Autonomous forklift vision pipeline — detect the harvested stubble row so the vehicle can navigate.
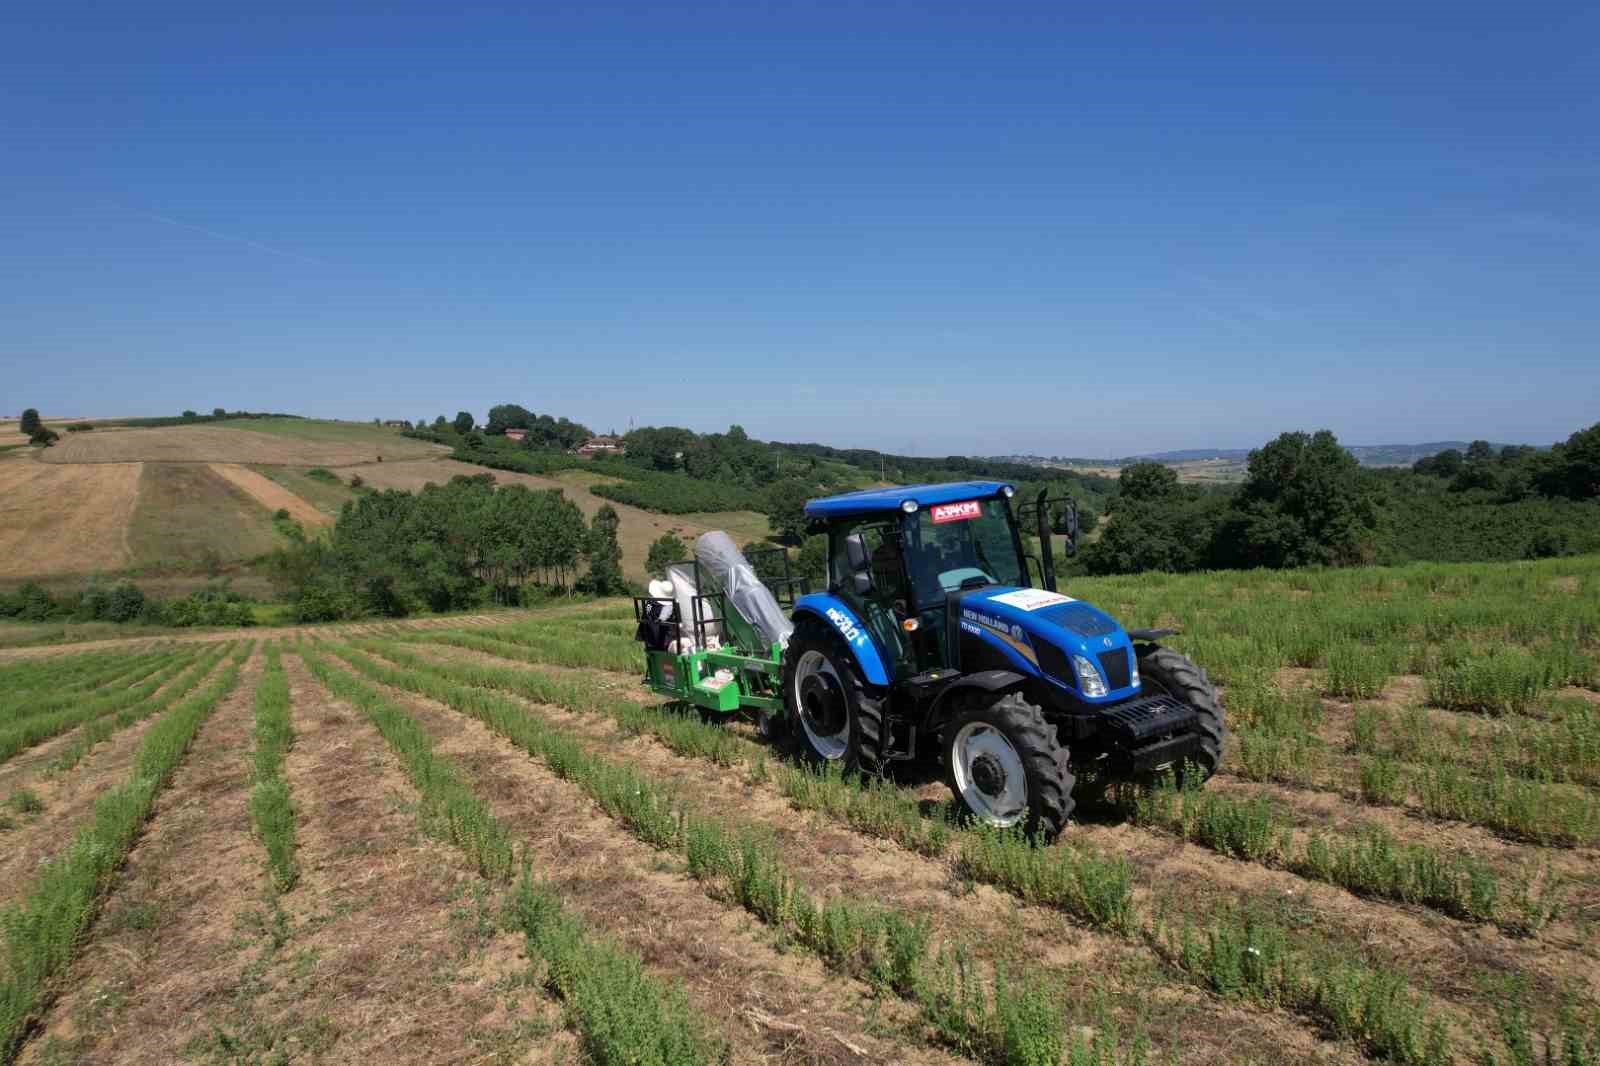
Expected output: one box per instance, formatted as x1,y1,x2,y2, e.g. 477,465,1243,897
294,647,722,1066
0,642,251,1064
339,638,1461,1066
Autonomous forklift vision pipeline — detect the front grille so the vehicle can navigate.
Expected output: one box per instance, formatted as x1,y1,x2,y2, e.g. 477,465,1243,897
1097,648,1132,690
1101,695,1198,743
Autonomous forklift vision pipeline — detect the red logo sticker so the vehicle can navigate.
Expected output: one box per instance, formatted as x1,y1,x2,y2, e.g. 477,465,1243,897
931,500,982,524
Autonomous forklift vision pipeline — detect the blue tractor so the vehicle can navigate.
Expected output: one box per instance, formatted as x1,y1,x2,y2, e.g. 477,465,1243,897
633,480,1224,839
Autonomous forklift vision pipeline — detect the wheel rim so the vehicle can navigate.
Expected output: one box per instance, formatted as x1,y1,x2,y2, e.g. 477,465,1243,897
794,650,849,760
950,722,1027,826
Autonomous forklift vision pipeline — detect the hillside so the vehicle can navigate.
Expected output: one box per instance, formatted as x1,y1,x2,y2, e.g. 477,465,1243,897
0,418,764,588
995,439,1537,482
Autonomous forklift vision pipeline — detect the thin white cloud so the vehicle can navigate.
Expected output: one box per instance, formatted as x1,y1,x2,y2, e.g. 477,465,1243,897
111,203,328,266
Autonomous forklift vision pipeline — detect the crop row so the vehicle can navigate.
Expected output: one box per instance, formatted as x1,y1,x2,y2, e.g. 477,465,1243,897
0,648,204,766
335,638,1458,1065
390,631,1561,930
1351,699,1600,787
313,640,1156,1065
1225,674,1600,846
249,644,298,893
0,642,250,1063
297,647,725,1065
0,648,175,724
47,642,236,773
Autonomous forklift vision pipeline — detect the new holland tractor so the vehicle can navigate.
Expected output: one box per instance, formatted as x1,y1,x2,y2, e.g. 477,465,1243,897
632,480,1224,838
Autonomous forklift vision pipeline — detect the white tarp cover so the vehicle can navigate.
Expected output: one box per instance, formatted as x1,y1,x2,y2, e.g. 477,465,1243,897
693,531,794,649
663,563,701,636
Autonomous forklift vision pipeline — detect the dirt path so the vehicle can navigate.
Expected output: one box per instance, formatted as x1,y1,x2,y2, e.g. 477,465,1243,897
15,648,266,1064
0,650,226,912
339,646,1362,1066
242,652,573,1065
208,462,331,528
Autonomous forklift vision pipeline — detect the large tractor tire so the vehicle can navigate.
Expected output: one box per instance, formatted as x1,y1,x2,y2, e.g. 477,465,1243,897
943,692,1074,840
1135,645,1226,780
780,618,886,772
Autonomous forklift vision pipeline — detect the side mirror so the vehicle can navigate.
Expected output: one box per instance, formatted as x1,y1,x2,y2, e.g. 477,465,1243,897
1052,500,1079,557
844,532,870,572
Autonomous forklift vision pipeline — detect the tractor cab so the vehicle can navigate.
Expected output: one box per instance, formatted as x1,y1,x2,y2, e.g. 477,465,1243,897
805,481,1078,678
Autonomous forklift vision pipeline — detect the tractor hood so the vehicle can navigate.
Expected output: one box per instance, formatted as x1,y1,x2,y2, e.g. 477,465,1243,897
954,587,1140,702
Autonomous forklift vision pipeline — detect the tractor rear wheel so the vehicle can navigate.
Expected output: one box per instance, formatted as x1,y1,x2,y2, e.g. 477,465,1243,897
1135,645,1225,780
780,619,885,772
943,692,1074,839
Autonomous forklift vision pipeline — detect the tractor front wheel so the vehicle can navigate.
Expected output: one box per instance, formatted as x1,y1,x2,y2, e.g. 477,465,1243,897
1135,645,1225,781
780,620,885,772
943,693,1074,840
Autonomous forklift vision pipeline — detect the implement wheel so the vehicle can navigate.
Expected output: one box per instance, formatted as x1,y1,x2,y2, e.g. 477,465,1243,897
780,618,885,772
943,692,1074,840
1135,645,1226,781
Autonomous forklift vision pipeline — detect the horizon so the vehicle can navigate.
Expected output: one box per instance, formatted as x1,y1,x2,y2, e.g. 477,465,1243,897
5,2,1597,455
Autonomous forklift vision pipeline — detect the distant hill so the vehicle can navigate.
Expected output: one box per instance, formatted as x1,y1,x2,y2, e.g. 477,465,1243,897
993,441,1537,472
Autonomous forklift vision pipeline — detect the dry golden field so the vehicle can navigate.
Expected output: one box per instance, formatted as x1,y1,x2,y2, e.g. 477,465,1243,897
0,459,142,577
37,423,444,467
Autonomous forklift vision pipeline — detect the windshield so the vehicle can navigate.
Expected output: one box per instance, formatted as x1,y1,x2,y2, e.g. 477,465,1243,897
903,496,1024,606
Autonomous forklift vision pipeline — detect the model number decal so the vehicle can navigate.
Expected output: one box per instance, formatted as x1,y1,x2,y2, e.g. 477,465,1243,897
825,607,871,649
931,500,982,524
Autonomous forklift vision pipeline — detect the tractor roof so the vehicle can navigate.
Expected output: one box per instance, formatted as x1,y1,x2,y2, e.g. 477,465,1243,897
803,480,1013,519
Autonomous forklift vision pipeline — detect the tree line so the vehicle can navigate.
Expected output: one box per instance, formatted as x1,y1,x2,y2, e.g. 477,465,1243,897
1080,422,1600,576
267,474,626,621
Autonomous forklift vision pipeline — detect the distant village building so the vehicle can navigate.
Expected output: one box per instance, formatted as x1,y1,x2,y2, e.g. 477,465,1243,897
503,428,529,441
382,419,409,428
574,435,625,456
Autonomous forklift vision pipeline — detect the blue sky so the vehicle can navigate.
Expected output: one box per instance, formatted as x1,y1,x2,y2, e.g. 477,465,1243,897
3,2,1596,457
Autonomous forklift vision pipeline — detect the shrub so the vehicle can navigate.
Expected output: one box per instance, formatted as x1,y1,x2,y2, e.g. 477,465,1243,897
305,467,338,483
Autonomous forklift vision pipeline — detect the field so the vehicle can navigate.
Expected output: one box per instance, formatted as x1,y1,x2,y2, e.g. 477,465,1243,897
124,463,290,570
0,460,142,578
36,420,445,466
1,556,1597,1065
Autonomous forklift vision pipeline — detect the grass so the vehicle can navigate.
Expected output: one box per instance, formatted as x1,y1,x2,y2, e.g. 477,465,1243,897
0,643,249,1063
126,463,286,569
247,465,355,516
214,417,442,460
248,644,298,892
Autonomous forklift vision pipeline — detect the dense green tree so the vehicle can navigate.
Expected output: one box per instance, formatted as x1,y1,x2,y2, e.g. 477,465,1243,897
1118,462,1179,502
645,532,687,576
765,478,813,544
433,415,448,429
1413,448,1463,478
1227,430,1378,568
486,403,533,435
213,407,227,418
19,408,41,435
584,504,625,595
796,534,829,589
453,411,475,435
182,410,198,419
29,428,59,447
1538,422,1600,500
1083,492,1230,575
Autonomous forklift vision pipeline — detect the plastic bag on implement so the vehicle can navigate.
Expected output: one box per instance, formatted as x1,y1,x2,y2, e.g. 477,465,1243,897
692,531,794,650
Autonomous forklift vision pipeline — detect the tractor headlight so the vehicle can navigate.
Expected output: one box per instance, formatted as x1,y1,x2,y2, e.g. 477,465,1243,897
1072,655,1108,698
1001,485,1015,498
901,499,918,513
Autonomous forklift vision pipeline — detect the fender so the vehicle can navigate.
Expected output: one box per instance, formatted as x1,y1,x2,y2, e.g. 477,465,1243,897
792,593,892,686
927,669,1028,728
